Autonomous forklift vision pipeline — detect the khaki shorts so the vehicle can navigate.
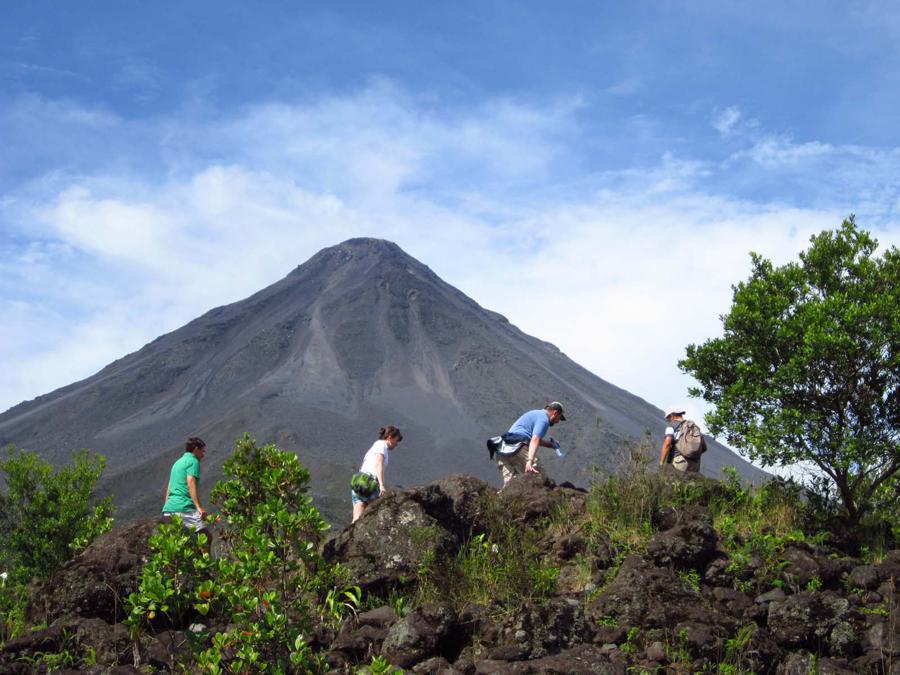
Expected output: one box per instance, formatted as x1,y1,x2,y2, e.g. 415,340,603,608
496,451,541,486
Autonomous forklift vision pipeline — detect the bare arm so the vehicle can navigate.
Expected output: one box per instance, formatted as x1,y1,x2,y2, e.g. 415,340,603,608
659,437,673,465
525,435,541,473
186,475,206,518
373,453,386,493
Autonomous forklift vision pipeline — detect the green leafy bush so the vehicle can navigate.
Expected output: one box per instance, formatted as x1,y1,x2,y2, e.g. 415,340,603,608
0,446,114,585
0,445,113,644
128,435,334,673
126,516,213,633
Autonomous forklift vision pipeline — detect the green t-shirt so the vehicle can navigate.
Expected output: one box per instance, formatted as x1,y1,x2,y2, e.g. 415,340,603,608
162,452,201,513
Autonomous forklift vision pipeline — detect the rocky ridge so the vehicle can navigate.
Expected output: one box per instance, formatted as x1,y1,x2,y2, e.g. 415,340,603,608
2,470,898,673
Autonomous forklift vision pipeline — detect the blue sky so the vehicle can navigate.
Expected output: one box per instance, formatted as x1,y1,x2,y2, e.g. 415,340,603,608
2,2,899,466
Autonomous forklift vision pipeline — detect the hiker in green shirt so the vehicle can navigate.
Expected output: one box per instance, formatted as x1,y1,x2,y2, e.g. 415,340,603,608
162,437,209,537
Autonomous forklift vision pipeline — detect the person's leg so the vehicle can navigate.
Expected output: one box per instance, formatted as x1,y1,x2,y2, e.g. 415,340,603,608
497,456,516,486
497,451,529,486
352,501,366,522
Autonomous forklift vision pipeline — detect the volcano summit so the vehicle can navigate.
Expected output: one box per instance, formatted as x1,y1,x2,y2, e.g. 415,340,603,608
0,238,765,523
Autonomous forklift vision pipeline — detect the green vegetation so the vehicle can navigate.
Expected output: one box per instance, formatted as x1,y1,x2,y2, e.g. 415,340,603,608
412,501,560,612
0,445,113,643
681,218,900,527
128,434,334,673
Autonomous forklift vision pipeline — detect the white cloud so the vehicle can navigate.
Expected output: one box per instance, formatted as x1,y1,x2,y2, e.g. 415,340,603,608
1,85,898,437
738,135,834,167
603,77,641,96
712,105,742,136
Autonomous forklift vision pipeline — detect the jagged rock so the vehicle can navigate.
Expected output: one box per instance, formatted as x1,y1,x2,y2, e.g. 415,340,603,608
703,554,735,587
592,625,627,646
777,650,856,674
496,473,587,525
756,588,787,604
645,640,666,662
144,629,190,670
322,492,458,594
828,620,859,657
29,517,161,625
863,596,900,662
551,531,588,562
712,587,753,618
814,553,856,590
482,598,593,661
381,603,461,668
587,555,736,660
780,543,820,591
407,474,496,541
0,617,131,668
327,606,399,666
767,591,850,649
412,656,462,674
651,504,711,532
731,625,783,674
473,643,621,674
589,555,732,627
646,515,718,571
358,605,399,628
848,564,880,590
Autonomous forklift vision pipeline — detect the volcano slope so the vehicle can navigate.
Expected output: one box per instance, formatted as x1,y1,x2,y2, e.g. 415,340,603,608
0,238,766,523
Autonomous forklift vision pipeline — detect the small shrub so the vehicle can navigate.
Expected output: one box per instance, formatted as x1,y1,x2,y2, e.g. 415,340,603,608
128,435,334,673
717,622,758,674
0,446,114,585
678,569,701,592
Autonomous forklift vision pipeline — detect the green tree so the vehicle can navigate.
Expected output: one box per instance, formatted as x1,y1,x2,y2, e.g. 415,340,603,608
681,218,899,525
0,446,114,584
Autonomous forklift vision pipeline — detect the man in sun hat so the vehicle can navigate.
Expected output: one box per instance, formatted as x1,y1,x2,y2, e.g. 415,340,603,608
659,407,701,473
495,401,567,486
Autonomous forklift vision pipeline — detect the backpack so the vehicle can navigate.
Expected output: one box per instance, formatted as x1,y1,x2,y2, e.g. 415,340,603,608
350,471,379,498
675,420,707,460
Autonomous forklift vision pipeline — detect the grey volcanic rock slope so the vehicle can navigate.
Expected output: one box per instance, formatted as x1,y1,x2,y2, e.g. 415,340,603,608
0,238,766,523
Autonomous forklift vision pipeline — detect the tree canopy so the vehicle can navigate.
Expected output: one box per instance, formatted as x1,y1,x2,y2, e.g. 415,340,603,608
681,218,899,524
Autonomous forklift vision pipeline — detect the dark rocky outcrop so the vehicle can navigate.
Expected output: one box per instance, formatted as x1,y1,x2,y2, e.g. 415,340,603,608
646,506,718,571
381,604,462,668
3,475,898,673
30,517,161,626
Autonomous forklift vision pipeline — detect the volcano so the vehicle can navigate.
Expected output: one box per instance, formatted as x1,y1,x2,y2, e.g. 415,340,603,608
0,238,766,523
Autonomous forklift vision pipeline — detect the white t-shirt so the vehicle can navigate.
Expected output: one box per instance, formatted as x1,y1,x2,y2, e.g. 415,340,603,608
359,439,390,477
665,420,685,440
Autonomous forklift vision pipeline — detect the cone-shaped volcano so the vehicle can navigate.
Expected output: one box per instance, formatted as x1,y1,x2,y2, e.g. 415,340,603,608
0,238,766,523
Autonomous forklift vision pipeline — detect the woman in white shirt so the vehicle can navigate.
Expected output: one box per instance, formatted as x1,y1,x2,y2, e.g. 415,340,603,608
351,426,403,522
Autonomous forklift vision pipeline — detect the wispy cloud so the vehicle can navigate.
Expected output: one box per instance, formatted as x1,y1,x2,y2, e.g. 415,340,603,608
712,106,742,136
1,84,898,430
736,135,834,167
603,77,641,96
